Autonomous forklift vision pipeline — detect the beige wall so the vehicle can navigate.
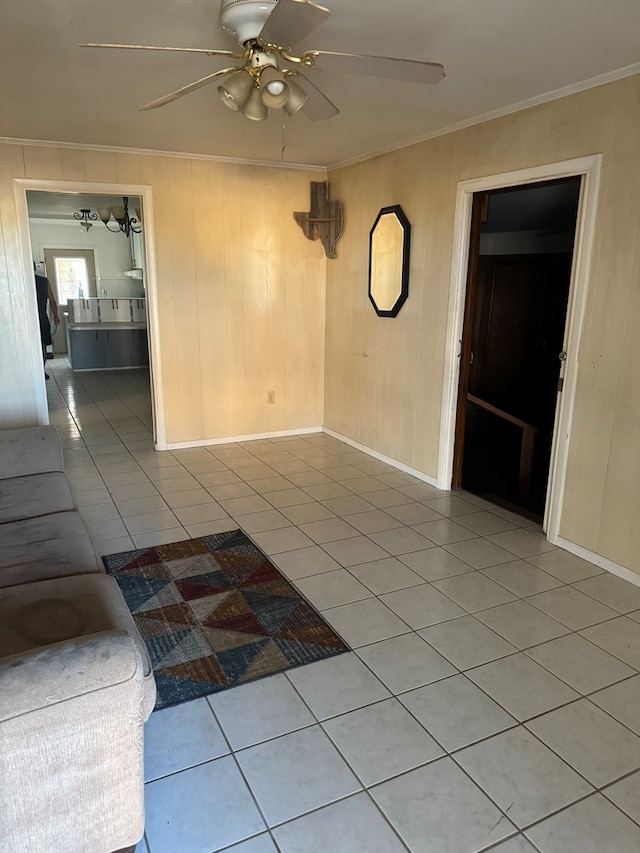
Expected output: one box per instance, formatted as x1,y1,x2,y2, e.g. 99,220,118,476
326,75,640,573
0,145,326,441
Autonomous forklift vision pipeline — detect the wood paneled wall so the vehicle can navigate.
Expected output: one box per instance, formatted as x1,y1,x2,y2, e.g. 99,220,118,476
326,75,640,573
0,146,326,441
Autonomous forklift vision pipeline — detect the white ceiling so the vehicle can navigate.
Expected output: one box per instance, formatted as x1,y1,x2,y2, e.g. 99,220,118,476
2,0,639,168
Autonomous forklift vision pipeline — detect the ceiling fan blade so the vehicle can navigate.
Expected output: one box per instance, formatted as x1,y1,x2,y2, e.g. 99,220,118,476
294,72,339,121
303,51,445,84
80,43,239,58
139,67,239,111
259,0,329,50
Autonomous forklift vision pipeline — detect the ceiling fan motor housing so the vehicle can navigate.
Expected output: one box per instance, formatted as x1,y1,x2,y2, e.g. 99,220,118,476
220,0,278,44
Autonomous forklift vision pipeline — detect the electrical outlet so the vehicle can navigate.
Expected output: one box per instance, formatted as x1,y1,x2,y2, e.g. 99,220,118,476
267,391,275,404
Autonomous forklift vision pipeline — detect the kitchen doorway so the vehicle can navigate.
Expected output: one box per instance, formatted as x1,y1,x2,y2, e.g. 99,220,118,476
451,178,582,520
16,179,166,448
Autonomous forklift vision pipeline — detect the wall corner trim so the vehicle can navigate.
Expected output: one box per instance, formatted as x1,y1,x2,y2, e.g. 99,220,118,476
322,427,439,488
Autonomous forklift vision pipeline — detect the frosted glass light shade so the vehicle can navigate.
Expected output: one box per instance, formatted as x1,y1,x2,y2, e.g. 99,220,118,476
98,207,113,224
218,70,255,112
283,78,309,116
260,67,288,108
241,86,268,121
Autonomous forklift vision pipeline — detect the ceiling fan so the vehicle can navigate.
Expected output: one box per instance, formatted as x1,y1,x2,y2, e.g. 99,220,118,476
81,0,445,122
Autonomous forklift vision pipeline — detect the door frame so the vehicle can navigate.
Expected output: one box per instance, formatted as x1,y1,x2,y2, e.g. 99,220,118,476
437,155,601,541
13,177,167,449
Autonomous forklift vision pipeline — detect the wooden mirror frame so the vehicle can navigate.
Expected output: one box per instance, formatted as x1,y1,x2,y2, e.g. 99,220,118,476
368,204,411,318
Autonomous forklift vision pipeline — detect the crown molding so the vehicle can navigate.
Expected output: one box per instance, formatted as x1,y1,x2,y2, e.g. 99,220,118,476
0,136,327,173
328,63,640,171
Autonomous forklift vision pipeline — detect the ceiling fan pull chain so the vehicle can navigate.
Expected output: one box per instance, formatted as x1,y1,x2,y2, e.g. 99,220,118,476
281,113,288,160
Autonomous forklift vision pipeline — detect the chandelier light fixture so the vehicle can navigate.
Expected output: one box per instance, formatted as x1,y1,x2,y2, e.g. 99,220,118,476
97,197,142,237
74,208,98,232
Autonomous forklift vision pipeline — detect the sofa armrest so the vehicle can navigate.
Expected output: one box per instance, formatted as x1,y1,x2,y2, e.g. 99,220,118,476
0,425,64,479
0,631,141,722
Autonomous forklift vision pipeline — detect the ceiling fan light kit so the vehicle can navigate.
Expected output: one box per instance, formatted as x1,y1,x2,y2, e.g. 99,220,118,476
81,0,445,124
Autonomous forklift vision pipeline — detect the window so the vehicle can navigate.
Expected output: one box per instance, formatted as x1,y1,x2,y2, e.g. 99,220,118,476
54,257,90,302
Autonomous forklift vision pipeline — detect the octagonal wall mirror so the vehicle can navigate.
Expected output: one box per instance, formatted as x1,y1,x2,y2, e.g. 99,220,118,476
368,205,411,317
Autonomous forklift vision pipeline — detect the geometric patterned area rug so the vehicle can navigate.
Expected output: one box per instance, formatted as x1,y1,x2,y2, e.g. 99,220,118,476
102,529,349,711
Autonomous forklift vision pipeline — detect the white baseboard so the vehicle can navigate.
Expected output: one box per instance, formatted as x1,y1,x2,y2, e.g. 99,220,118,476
322,427,440,488
552,535,640,589
164,426,323,451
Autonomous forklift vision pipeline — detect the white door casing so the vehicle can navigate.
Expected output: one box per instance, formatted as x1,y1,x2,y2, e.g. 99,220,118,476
437,155,602,542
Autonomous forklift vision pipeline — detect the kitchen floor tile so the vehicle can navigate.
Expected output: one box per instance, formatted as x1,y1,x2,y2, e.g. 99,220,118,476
482,560,563,597
476,599,569,648
444,538,517,569
222,834,278,853
348,556,424,594
321,536,390,567
173,501,229,526
456,727,593,828
270,545,342,580
466,653,579,721
144,756,265,853
208,673,315,750
236,726,361,826
123,509,181,535
368,527,435,555
286,653,390,720
526,699,640,786
263,488,315,508
236,509,292,533
384,502,444,525
372,757,515,852
401,673,516,751
525,633,634,694
144,698,229,782
432,572,516,612
272,793,406,853
526,793,640,853
573,572,640,613
323,698,443,785
527,585,619,629
422,496,478,516
297,517,359,544
410,518,478,546
590,674,640,734
322,597,409,647
356,632,456,693
382,584,466,629
294,569,372,610
581,616,640,668
278,502,335,525
343,509,404,534
419,614,516,670
362,488,412,508
487,529,557,558
399,547,474,580
603,770,640,824
249,527,314,554
525,549,604,583
455,511,519,536
321,495,376,516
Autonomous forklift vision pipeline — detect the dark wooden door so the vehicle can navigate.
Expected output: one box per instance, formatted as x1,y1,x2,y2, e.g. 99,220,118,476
452,225,573,516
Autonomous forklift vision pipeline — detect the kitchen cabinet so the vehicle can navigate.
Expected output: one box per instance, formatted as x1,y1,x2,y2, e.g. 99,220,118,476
67,327,149,370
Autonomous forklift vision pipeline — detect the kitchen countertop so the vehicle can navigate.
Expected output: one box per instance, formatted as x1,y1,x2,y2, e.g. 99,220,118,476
67,322,147,331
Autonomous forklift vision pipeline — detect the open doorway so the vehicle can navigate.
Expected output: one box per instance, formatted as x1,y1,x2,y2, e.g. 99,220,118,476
26,189,153,431
451,178,582,520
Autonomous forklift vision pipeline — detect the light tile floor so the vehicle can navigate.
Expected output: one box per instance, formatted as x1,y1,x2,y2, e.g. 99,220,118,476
46,359,640,853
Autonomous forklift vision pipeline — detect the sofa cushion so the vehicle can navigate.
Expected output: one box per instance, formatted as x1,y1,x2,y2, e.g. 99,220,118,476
0,572,156,720
0,511,101,588
0,472,76,524
0,425,64,479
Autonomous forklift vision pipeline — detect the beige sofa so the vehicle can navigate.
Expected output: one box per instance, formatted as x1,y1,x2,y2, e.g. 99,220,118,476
0,426,156,853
